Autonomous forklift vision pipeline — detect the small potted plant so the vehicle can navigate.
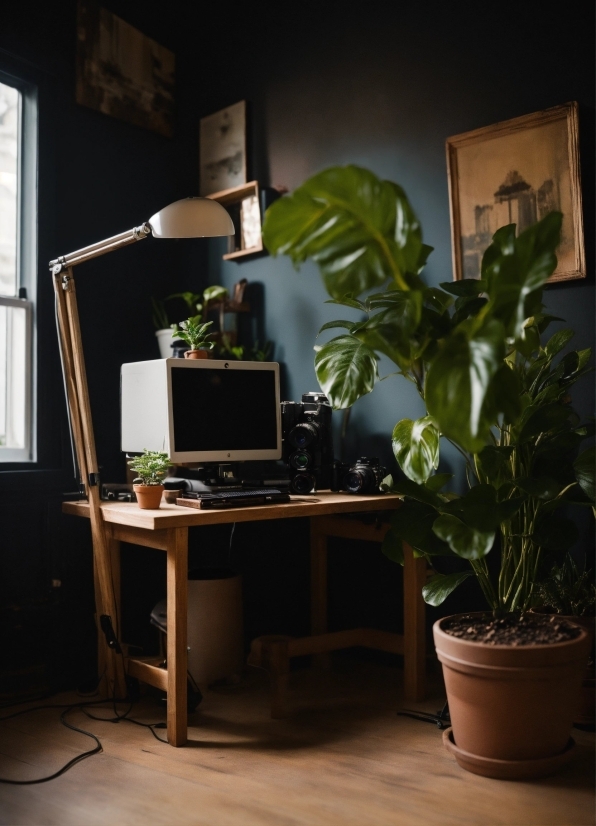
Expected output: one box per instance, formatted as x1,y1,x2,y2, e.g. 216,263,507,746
173,318,216,359
128,449,172,509
263,165,594,778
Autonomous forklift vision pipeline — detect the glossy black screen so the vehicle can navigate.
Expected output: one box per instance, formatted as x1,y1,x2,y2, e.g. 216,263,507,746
171,366,278,453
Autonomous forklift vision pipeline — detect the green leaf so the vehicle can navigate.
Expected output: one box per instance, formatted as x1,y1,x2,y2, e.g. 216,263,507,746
202,285,228,303
432,514,495,560
422,571,474,606
439,279,487,297
544,328,574,359
425,473,453,492
392,416,439,484
317,320,359,336
314,335,378,409
388,500,453,557
424,287,453,313
451,296,488,327
513,476,563,500
262,166,423,296
483,212,562,341
352,291,423,369
518,402,572,443
381,528,405,564
324,296,369,311
425,319,506,452
387,476,443,508
574,446,595,501
477,445,514,481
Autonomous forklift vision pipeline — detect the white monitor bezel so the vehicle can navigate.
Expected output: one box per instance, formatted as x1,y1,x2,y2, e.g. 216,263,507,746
165,358,282,464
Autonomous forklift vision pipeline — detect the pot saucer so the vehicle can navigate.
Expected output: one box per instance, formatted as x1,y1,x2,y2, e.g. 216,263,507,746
443,727,576,780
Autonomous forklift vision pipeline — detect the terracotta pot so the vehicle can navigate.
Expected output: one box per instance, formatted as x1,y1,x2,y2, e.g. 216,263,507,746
184,349,208,360
531,608,595,727
433,613,590,778
133,484,164,509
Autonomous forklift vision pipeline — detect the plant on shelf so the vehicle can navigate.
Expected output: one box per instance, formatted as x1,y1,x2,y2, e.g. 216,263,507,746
262,164,594,777
172,318,216,359
128,449,172,509
152,286,229,358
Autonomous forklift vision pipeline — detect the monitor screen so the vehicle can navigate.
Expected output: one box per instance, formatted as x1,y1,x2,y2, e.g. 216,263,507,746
171,365,278,453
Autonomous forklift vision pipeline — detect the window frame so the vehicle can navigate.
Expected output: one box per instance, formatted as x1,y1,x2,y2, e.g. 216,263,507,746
0,69,38,464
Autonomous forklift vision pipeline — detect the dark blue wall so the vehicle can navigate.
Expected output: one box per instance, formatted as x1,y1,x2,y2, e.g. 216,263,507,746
200,1,594,477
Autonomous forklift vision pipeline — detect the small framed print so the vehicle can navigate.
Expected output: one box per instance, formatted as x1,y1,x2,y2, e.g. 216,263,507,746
199,101,247,196
446,102,585,283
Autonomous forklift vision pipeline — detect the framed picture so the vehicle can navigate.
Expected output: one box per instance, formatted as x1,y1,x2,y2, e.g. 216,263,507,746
446,102,585,283
199,101,247,196
76,1,175,137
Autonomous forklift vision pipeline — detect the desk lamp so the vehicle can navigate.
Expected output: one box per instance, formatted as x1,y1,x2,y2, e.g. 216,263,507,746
49,198,234,696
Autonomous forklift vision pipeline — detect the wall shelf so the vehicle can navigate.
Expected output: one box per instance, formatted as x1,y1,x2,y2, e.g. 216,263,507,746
206,181,263,260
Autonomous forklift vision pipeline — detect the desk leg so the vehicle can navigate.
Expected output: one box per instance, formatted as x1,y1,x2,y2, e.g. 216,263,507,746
166,528,188,746
403,542,426,702
310,518,329,668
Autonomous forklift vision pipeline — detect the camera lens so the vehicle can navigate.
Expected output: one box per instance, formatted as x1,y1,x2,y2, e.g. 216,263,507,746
290,451,311,470
344,468,375,493
289,422,319,449
291,472,316,494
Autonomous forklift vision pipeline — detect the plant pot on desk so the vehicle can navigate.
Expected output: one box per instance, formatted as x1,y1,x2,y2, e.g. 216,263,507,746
434,613,590,779
133,484,164,509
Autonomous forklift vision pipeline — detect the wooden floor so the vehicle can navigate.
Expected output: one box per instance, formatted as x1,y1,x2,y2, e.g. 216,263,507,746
0,660,593,826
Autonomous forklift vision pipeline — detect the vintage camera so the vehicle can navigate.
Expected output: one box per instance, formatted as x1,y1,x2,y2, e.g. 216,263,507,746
341,457,387,495
281,392,335,493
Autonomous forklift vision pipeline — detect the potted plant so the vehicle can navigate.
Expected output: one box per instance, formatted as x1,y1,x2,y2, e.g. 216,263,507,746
263,165,594,777
128,449,172,509
152,286,228,358
172,318,216,359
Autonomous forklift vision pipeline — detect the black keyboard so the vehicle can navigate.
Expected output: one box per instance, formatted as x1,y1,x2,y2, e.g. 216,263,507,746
180,489,290,509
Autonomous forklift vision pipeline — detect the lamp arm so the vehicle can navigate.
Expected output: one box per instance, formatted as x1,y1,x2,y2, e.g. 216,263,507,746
49,222,151,271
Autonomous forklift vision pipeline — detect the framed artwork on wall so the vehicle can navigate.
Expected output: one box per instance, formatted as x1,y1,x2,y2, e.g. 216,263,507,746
199,101,247,196
446,102,585,283
76,1,175,137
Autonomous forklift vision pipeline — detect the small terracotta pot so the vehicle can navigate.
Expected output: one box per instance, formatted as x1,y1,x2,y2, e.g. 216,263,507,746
434,613,590,778
133,484,164,509
184,349,208,360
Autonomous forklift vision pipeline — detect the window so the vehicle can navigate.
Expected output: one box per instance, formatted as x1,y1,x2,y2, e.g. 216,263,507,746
0,75,36,462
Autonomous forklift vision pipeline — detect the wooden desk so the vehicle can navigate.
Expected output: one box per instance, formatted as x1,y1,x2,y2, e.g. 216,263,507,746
63,492,426,746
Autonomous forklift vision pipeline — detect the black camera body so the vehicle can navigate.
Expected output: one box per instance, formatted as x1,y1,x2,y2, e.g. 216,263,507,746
281,392,335,493
341,457,387,495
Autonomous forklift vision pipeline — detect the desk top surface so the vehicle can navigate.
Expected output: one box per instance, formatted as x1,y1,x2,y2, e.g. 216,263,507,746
62,491,402,530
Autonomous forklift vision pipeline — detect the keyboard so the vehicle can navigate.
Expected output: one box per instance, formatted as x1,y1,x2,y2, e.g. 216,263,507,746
178,489,290,510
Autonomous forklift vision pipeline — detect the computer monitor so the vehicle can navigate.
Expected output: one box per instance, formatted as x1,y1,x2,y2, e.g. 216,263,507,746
121,358,281,464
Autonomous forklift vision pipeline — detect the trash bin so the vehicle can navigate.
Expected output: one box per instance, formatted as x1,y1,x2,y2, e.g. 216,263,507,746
150,568,243,688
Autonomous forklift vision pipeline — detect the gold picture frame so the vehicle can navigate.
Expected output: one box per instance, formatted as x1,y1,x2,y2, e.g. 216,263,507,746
446,102,585,283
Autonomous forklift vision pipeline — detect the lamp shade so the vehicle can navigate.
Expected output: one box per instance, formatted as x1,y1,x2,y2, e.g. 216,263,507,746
148,197,235,238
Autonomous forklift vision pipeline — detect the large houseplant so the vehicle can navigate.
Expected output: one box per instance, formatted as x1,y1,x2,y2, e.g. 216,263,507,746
263,165,594,777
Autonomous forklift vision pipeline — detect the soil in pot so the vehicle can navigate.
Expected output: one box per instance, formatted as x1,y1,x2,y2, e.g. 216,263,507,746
434,612,590,779
133,484,164,509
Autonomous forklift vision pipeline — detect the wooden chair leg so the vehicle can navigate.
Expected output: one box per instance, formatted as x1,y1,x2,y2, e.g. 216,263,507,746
403,542,427,702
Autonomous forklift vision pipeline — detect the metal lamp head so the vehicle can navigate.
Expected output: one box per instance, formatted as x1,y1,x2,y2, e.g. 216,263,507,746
147,197,235,239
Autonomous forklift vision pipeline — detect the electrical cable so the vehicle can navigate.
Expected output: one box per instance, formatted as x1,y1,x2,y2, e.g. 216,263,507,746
228,521,236,568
